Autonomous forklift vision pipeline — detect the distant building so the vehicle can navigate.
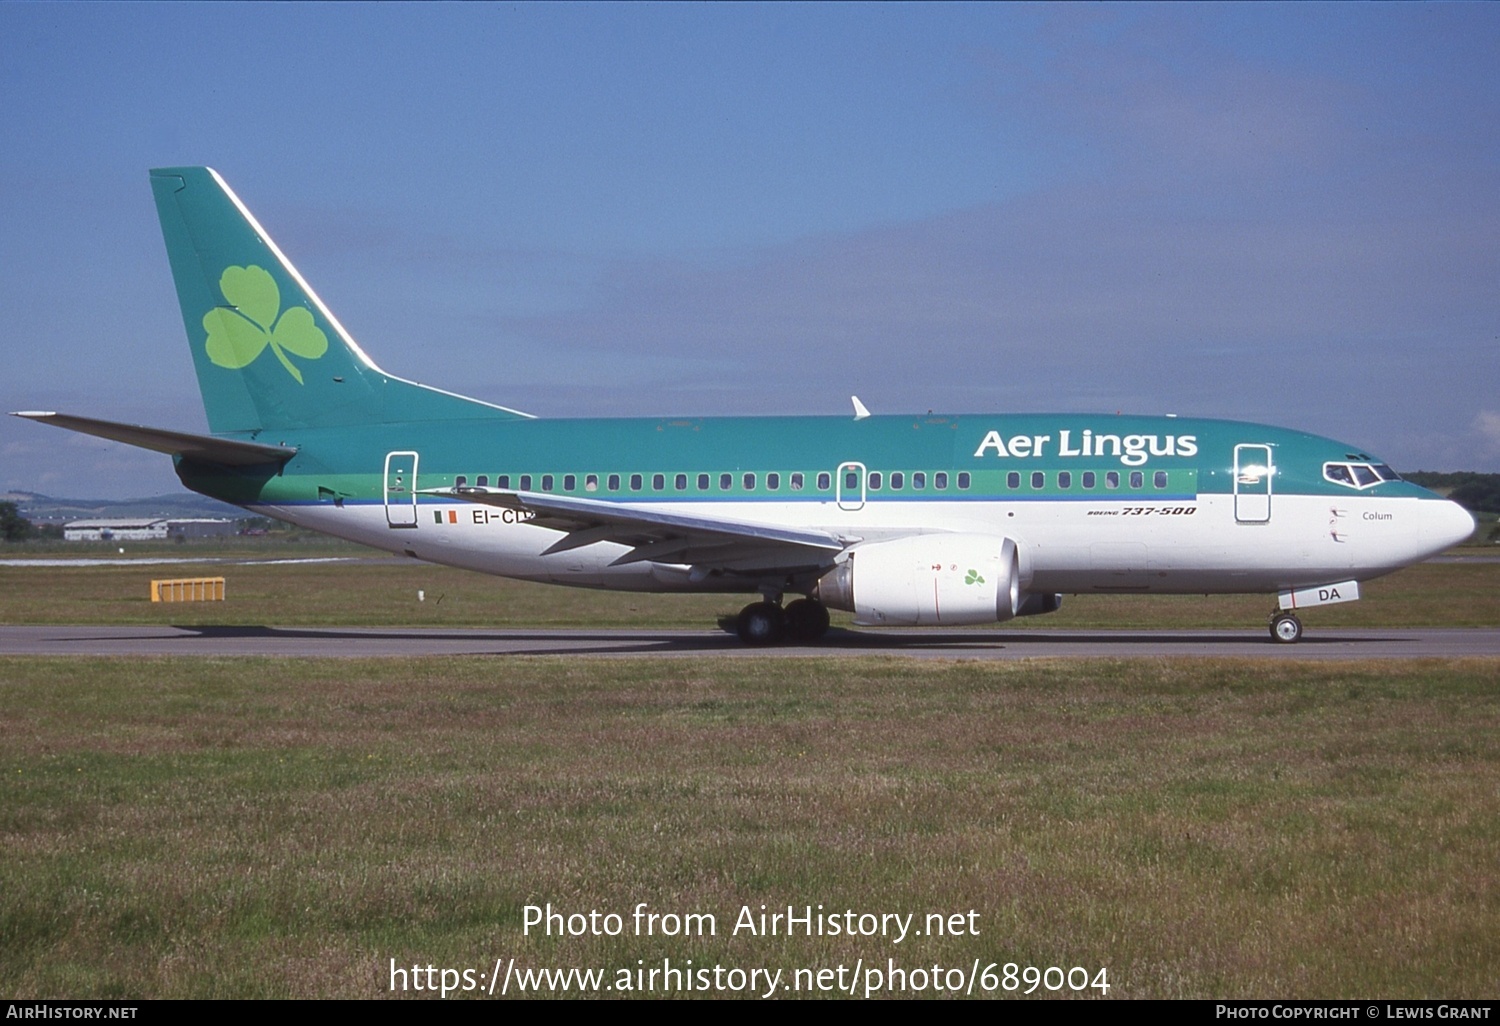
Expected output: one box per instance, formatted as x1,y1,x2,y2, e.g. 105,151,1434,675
165,518,237,541
63,517,237,542
63,518,169,542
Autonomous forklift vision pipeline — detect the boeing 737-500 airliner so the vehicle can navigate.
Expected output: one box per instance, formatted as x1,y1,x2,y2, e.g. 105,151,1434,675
14,168,1476,644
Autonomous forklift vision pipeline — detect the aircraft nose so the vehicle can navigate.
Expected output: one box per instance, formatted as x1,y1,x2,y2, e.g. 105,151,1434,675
1422,499,1476,553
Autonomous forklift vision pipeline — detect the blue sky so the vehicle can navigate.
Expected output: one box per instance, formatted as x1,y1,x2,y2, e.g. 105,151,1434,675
2,2,1497,498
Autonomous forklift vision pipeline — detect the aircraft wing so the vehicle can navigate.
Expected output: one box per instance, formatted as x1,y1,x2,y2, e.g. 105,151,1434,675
423,486,849,572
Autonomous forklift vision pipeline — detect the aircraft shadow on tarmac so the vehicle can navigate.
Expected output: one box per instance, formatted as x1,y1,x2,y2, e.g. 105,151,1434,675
137,623,1406,657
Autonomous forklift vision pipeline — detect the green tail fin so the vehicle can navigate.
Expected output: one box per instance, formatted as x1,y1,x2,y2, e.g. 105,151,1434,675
149,167,531,435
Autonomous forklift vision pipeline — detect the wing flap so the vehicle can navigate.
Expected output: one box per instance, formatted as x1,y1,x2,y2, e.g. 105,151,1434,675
423,485,847,571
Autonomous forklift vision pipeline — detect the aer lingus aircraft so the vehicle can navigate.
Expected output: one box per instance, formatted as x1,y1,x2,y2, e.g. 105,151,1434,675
15,168,1476,644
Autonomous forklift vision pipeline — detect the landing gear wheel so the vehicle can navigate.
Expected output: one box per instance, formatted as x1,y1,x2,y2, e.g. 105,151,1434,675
783,598,830,643
1269,611,1303,644
737,601,787,646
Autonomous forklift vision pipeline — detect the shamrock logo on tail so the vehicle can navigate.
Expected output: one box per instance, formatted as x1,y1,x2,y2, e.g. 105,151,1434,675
203,266,328,384
964,569,985,586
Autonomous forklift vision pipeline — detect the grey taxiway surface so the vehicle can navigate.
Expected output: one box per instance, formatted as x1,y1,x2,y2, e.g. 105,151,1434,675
3,625,1499,659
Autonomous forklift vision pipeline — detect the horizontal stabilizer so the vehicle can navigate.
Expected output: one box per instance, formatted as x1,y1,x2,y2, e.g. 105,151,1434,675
11,411,297,466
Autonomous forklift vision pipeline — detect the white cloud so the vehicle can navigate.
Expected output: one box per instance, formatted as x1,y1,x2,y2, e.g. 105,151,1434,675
1474,411,1500,454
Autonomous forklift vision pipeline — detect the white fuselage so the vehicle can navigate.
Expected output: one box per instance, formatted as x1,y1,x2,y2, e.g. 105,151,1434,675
251,487,1468,597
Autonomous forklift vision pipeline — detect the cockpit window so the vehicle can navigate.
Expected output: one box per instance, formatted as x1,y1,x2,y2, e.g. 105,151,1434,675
1324,462,1395,490
1325,464,1355,486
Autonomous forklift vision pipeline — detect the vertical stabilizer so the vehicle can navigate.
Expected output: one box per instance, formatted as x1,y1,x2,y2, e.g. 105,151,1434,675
149,167,530,435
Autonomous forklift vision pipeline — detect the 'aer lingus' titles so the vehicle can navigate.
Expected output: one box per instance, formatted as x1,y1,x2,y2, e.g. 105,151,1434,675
973,429,1199,467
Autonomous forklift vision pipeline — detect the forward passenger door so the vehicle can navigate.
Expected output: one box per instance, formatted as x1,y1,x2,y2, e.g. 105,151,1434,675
1233,444,1273,523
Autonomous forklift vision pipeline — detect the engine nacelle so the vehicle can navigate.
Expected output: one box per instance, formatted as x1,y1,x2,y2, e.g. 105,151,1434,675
815,534,1023,626
1016,591,1064,617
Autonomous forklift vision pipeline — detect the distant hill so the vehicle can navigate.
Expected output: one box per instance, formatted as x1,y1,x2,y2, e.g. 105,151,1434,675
2,491,245,525
1404,472,1500,514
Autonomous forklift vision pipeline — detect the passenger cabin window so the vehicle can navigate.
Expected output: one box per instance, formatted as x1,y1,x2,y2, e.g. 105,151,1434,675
455,475,467,487
817,472,831,490
1031,471,1044,489
653,473,665,491
720,473,733,491
1106,471,1120,490
935,472,949,489
630,474,643,491
912,472,925,489
791,472,805,491
519,474,533,490
1082,471,1096,489
1007,472,1020,489
957,472,971,490
675,474,688,491
890,472,903,490
564,474,576,491
541,474,554,491
497,475,510,489
845,470,858,489
868,472,882,490
1130,471,1144,489
585,474,598,492
476,475,488,487
767,472,780,490
608,474,620,491
1153,471,1167,489
698,473,710,491
1058,471,1071,489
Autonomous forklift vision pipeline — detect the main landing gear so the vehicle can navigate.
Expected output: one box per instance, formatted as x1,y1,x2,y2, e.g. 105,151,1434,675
1269,610,1303,644
736,597,830,645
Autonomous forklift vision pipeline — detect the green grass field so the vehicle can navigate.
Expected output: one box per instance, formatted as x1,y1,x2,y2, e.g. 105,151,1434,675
1,547,1498,631
1,656,1496,998
2,547,1497,998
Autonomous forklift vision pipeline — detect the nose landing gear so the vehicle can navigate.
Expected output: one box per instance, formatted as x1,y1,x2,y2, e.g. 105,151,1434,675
1269,610,1303,644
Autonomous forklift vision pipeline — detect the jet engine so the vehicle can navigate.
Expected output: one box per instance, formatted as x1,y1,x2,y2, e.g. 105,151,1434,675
815,534,1056,627
1016,590,1064,617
